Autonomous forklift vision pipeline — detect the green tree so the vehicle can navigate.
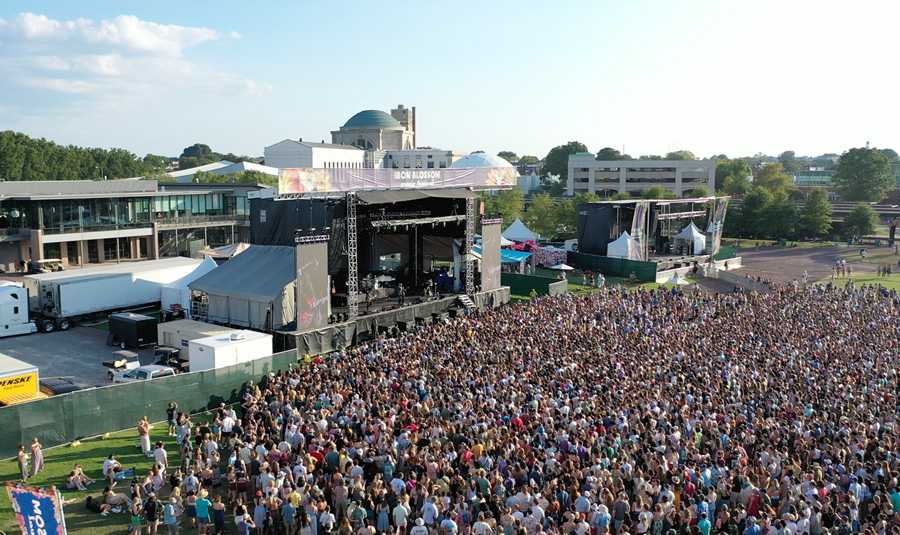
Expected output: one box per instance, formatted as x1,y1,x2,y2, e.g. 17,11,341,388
844,204,878,238
541,141,588,181
494,188,524,225
497,151,518,163
778,150,801,174
639,155,663,160
687,185,711,198
665,150,696,160
595,147,630,160
797,188,832,239
832,147,893,202
754,163,793,192
642,186,676,199
609,191,631,201
878,148,898,162
524,193,558,238
739,187,773,238
518,155,540,165
761,190,798,239
715,159,752,191
723,175,752,196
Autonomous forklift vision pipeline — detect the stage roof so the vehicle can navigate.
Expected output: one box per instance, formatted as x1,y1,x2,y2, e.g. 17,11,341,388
357,187,476,204
584,196,729,205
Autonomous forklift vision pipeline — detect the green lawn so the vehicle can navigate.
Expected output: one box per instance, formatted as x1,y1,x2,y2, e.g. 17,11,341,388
825,272,900,291
0,411,222,534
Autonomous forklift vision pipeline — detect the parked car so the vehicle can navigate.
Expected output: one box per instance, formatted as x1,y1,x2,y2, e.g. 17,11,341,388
39,376,92,395
111,364,176,384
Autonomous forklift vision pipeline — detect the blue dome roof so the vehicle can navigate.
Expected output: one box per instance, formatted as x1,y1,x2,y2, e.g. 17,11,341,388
450,152,515,169
343,110,402,129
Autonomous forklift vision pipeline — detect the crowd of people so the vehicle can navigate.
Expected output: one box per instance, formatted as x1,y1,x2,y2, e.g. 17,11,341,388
94,283,898,534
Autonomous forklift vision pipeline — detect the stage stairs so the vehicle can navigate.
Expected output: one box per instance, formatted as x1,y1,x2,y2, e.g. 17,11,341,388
458,295,477,311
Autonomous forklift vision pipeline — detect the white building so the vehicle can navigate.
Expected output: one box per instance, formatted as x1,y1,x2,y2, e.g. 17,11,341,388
264,139,365,169
567,153,715,197
167,160,279,184
382,148,454,169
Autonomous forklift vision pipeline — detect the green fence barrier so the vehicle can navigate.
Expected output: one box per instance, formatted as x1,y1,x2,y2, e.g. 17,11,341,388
567,252,658,282
0,349,299,459
501,273,566,296
713,245,737,261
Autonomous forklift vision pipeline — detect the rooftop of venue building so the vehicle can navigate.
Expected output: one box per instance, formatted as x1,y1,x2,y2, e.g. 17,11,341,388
342,109,403,129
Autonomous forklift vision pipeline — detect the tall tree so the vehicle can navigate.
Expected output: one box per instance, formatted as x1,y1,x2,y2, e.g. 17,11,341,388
665,150,696,160
555,192,601,236
715,159,752,191
524,193,558,239
761,190,798,239
494,188,524,225
797,188,832,239
497,151,518,163
642,186,677,199
832,147,893,202
754,163,793,192
518,155,540,165
688,185,711,198
595,147,630,160
639,155,663,160
739,187,773,238
843,204,878,238
778,150,801,174
541,141,588,181
878,148,898,162
723,175,752,196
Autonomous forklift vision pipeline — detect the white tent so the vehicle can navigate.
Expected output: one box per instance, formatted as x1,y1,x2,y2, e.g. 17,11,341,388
674,222,707,255
548,263,575,271
161,256,218,316
502,218,540,242
607,231,641,260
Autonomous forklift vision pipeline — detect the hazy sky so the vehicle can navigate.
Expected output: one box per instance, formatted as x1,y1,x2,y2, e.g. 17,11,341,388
1,1,897,160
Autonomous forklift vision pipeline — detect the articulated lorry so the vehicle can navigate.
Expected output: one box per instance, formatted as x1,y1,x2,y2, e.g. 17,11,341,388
14,257,208,334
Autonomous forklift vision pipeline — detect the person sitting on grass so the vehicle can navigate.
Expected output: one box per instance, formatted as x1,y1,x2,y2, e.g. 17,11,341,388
66,470,91,491
99,485,132,515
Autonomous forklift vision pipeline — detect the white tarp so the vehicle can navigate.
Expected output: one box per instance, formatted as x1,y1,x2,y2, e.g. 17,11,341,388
675,222,707,255
161,256,218,316
502,218,540,242
607,231,641,260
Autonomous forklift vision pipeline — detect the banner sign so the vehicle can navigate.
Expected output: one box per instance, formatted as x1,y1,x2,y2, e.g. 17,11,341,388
6,484,68,535
278,167,517,195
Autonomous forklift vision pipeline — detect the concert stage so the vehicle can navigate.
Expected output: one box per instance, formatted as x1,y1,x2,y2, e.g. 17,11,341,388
275,287,510,353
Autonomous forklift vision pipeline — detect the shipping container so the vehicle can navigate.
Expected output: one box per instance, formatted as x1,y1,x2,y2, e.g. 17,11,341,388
187,330,273,372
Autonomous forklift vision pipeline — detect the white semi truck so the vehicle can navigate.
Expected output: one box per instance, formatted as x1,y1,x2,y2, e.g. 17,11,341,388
16,257,209,333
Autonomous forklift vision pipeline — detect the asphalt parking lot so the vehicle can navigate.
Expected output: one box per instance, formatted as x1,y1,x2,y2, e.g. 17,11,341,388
0,326,157,387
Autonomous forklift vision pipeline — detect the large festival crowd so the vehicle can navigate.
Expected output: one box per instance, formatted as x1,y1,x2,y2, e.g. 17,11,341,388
98,283,899,534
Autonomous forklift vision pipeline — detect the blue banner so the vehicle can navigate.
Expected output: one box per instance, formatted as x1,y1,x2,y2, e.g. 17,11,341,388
6,484,67,535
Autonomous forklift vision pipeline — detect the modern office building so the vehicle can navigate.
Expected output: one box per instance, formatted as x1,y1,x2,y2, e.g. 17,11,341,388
567,153,716,197
0,179,260,272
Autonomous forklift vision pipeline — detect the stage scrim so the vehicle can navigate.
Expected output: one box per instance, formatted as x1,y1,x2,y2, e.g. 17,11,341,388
295,239,330,331
279,167,517,194
481,219,502,291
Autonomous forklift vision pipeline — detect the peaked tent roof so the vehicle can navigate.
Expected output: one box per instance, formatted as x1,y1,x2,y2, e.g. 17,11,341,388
502,218,540,242
675,221,705,240
189,245,295,302
607,231,640,260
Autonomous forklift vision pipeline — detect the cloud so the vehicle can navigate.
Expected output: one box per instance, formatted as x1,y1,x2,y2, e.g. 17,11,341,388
0,11,269,103
1,12,220,57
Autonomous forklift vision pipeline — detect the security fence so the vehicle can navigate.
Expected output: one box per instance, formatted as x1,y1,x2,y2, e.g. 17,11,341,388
0,349,299,459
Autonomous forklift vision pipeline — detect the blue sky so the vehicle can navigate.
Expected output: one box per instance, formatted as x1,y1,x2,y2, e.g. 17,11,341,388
1,1,897,159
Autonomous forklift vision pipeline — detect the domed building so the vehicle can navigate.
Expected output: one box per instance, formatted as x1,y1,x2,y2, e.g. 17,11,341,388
331,105,416,151
450,151,515,169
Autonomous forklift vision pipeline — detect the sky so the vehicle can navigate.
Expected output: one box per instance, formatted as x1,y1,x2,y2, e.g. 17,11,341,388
1,1,898,160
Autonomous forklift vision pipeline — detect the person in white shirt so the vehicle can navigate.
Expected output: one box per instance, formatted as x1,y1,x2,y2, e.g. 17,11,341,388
153,441,168,470
392,499,411,533
319,506,336,533
410,518,429,535
473,513,493,535
440,516,459,535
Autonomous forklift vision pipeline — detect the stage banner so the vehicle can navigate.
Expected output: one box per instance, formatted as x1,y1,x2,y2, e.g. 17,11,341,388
705,198,729,255
295,240,330,331
6,484,68,535
480,219,502,291
279,167,517,195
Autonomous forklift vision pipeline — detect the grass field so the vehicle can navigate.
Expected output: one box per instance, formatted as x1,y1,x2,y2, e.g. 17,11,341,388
0,411,228,534
825,272,900,291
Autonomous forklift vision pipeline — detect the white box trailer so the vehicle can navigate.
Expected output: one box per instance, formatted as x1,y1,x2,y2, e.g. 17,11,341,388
187,330,273,372
0,352,39,405
23,257,207,332
157,319,239,350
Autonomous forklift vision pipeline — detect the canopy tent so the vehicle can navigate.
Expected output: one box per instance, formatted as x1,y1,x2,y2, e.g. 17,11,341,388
476,234,514,247
472,246,531,264
548,263,575,271
663,272,690,286
189,245,297,331
161,256,219,317
502,218,540,242
606,231,641,260
674,222,707,255
199,242,250,261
